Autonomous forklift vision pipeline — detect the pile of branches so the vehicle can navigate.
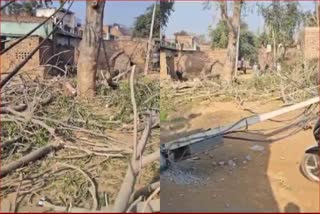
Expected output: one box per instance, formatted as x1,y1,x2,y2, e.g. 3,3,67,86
97,76,160,123
161,58,318,110
1,68,160,212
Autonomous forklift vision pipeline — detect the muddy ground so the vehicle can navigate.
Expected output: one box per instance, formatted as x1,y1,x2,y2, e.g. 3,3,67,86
160,99,319,212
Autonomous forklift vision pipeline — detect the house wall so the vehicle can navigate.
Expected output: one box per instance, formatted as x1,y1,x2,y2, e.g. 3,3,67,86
110,26,124,37
160,50,175,79
36,8,81,36
160,48,227,79
204,48,228,64
100,38,148,71
52,34,81,71
302,27,319,60
0,36,50,78
55,12,76,33
35,8,56,18
175,35,194,48
1,16,53,39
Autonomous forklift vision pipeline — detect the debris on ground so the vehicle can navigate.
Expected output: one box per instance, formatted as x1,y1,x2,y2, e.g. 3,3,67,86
250,145,265,152
245,155,252,161
161,163,206,185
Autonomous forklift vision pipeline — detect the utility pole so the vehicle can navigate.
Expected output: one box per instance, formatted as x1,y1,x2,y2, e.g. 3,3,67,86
144,2,157,75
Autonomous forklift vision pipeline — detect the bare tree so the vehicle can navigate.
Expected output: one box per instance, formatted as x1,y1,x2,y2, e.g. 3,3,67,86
219,0,242,83
77,1,105,98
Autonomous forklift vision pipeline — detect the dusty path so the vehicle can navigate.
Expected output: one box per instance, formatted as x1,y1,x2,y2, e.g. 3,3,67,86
160,101,319,212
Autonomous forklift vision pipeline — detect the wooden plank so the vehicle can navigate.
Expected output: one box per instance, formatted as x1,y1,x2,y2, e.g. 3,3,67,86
163,97,319,151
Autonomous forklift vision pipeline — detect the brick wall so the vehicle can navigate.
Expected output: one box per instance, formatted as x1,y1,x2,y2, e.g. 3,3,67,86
204,48,227,63
160,51,168,78
99,38,148,71
1,15,48,23
302,27,319,60
160,50,175,79
159,48,228,79
1,36,43,77
258,47,273,70
175,35,194,48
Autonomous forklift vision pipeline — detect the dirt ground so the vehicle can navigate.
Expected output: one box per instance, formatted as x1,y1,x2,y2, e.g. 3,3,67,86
160,100,319,212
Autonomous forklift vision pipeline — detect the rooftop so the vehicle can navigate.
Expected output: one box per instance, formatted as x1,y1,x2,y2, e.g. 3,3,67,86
1,15,52,23
36,7,74,15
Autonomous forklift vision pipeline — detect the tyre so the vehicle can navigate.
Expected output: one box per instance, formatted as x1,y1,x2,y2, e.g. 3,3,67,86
300,153,319,182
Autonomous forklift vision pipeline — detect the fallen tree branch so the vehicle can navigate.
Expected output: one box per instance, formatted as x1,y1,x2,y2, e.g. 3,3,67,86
126,196,142,213
0,104,27,114
113,65,159,212
0,142,63,178
130,65,138,160
132,181,160,201
1,136,22,149
56,163,98,210
142,186,160,212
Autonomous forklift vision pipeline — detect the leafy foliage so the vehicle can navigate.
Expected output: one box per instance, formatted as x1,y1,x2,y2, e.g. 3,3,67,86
302,10,318,27
133,3,160,38
132,2,174,38
209,20,229,49
160,1,174,29
209,20,258,64
239,23,259,64
174,30,189,36
98,77,160,123
258,1,302,48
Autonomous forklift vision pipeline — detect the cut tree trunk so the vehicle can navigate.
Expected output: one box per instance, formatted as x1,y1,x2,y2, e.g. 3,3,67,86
220,1,242,83
77,1,105,98
222,32,237,82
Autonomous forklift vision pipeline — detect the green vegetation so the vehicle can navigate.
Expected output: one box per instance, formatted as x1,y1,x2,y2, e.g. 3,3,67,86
209,20,259,64
98,77,160,123
132,1,174,38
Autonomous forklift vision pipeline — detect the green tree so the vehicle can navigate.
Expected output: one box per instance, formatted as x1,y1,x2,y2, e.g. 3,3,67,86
203,0,243,82
302,10,318,27
174,30,189,36
258,1,302,61
160,0,174,29
209,20,258,65
133,1,174,38
209,20,229,49
239,23,258,65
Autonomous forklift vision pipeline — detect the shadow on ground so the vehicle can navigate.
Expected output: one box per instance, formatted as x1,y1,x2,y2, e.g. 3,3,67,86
159,110,316,212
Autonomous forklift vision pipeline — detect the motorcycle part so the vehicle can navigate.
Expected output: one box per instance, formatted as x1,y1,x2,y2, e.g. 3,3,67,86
300,152,319,182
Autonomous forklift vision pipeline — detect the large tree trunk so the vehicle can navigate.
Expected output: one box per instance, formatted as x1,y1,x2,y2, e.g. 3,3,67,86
77,1,105,98
220,1,242,83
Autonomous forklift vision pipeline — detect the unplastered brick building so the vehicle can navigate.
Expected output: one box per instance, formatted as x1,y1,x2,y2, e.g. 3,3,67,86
1,36,53,78
0,9,82,78
301,27,319,60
